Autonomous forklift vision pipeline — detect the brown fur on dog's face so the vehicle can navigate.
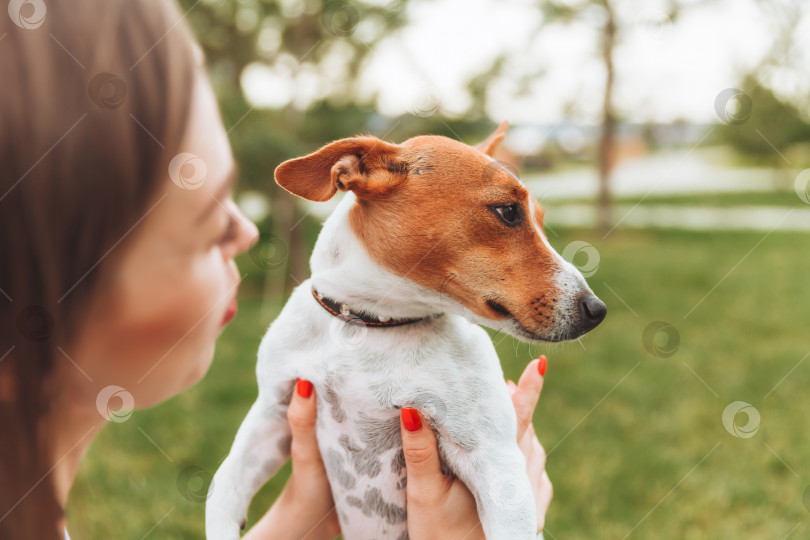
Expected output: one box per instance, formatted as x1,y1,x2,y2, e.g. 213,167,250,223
275,122,604,342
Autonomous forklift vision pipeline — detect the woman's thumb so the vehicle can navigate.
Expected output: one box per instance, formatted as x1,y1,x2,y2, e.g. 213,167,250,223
400,407,448,506
286,378,322,468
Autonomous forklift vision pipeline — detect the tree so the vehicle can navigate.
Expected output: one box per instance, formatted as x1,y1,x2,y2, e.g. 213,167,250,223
539,0,703,235
177,0,412,299
715,1,810,180
715,77,810,180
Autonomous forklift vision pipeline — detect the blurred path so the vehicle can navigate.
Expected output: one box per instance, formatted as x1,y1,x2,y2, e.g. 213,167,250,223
545,204,810,232
523,150,810,232
524,150,785,200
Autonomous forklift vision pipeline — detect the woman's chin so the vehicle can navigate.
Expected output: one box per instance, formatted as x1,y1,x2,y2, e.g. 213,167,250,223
138,348,216,409
185,346,216,387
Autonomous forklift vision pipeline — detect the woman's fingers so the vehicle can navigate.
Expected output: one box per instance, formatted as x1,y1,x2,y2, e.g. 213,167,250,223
401,408,485,540
286,378,325,471
283,373,550,537
249,379,340,540
400,407,450,508
511,359,551,533
521,427,551,533
287,379,341,537
525,437,545,487
536,471,553,529
512,356,546,442
517,417,535,458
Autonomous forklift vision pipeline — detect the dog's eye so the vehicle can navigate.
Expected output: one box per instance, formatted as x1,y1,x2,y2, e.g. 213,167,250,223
491,203,521,227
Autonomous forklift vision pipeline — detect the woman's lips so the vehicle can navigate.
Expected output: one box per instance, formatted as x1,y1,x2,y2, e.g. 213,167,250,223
222,298,237,325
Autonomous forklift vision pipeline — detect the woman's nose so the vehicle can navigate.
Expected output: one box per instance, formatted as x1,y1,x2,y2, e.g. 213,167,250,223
227,200,259,255
236,211,259,254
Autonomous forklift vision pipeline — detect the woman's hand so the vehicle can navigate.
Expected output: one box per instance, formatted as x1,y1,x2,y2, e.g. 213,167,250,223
246,357,553,540
507,356,554,530
244,379,341,540
401,357,553,539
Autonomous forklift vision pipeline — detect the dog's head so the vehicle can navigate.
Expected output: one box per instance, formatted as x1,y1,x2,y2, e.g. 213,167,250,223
275,121,606,342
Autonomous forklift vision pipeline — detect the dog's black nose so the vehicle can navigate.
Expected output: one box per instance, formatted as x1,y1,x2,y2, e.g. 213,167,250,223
579,295,607,332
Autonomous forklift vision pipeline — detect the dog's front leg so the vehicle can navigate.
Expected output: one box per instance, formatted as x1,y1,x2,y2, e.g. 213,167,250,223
205,381,295,540
443,440,537,540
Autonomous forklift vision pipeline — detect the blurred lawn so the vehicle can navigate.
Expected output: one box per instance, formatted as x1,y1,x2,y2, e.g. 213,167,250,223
549,190,809,208
68,227,810,539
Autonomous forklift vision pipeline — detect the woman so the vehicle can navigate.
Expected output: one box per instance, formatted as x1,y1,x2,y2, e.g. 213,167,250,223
0,0,552,538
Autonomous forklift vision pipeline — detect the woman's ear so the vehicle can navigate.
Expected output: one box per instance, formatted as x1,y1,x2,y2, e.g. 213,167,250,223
475,120,509,157
274,137,403,202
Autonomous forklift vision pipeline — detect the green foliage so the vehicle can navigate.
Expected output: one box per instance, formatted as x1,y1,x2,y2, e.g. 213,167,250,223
179,0,410,78
173,0,519,195
175,0,412,192
69,227,810,539
714,76,810,167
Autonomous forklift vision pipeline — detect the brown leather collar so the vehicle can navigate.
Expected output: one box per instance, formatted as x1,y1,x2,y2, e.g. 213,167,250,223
311,287,440,328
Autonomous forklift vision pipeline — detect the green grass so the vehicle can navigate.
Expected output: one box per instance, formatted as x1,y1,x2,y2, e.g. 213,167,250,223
68,228,810,539
547,190,809,208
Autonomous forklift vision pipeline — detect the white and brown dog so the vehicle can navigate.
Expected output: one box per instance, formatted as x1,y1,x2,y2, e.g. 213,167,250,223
206,122,606,540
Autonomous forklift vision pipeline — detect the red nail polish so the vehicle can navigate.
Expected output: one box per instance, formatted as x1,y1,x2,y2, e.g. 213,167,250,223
538,356,547,377
401,407,422,432
296,378,313,398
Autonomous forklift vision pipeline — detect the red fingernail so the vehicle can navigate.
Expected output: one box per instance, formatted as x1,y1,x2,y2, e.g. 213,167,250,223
296,378,313,398
538,356,547,377
401,407,422,432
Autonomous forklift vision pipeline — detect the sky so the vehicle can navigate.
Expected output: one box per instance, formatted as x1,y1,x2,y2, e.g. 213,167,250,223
242,0,810,125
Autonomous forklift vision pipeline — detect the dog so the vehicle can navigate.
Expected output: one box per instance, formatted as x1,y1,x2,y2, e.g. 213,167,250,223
205,121,607,540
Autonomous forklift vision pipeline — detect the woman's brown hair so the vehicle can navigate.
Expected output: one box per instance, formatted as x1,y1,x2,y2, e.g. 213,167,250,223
0,1,198,537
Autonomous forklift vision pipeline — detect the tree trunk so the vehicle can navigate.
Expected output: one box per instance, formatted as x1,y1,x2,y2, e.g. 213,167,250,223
286,204,307,294
262,180,292,323
598,0,616,236
261,108,306,322
282,104,309,297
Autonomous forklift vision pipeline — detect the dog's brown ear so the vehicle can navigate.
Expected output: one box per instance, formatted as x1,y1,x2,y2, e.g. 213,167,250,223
274,137,404,202
475,120,509,157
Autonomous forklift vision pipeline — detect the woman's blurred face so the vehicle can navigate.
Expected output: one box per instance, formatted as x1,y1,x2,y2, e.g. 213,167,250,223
70,72,258,408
